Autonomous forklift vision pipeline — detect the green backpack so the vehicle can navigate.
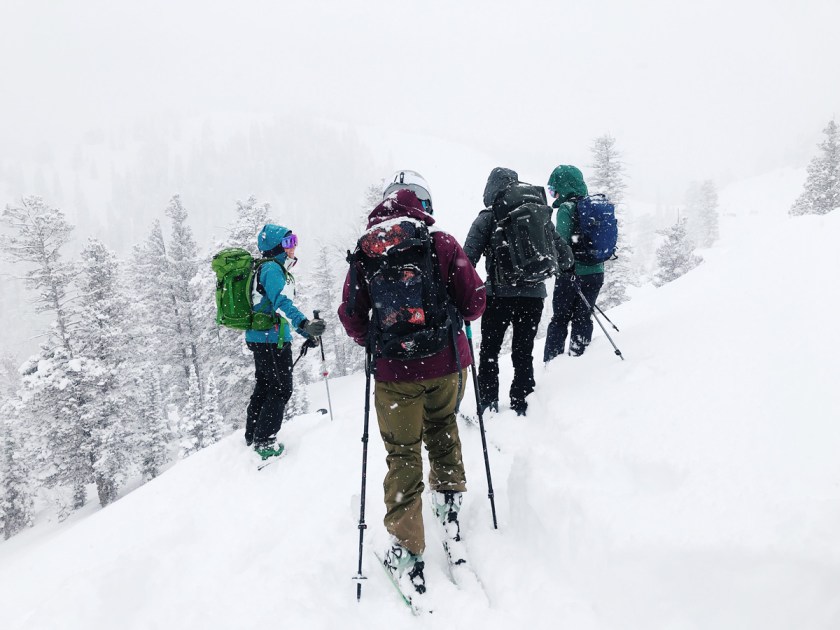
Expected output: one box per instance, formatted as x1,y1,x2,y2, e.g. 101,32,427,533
211,248,278,331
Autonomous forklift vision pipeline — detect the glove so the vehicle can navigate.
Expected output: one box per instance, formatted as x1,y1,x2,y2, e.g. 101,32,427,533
303,337,320,349
300,318,326,337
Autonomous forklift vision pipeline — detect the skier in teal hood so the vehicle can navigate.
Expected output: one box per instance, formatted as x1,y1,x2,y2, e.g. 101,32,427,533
544,165,605,360
245,224,326,460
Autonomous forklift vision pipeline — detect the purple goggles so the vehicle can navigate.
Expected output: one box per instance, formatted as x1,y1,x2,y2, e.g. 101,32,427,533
281,233,298,248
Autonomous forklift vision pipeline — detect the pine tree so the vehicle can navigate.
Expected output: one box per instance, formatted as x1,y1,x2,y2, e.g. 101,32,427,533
588,134,628,204
131,220,186,402
654,216,703,287
285,364,311,421
73,239,131,507
791,119,840,216
0,197,76,353
588,135,635,309
685,180,720,248
165,195,205,402
309,244,350,376
179,368,204,458
1,404,35,540
201,372,226,447
21,345,90,512
134,371,170,481
0,352,20,398
227,195,274,252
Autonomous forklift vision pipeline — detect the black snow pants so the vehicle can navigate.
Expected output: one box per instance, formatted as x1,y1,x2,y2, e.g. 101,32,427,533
478,296,544,413
544,272,604,362
245,341,293,448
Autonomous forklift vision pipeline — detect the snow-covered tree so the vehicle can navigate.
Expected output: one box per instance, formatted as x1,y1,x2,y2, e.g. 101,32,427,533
227,195,274,252
685,180,720,248
134,371,170,481
285,364,311,421
588,135,635,309
20,346,89,512
0,197,76,353
310,244,353,376
131,220,185,402
73,239,132,507
791,119,840,216
165,195,205,403
654,215,703,287
179,368,204,458
1,405,34,540
0,352,20,398
588,134,628,204
201,372,226,447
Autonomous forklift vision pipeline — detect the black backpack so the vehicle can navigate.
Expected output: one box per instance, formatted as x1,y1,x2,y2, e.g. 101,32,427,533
346,218,461,360
490,183,559,285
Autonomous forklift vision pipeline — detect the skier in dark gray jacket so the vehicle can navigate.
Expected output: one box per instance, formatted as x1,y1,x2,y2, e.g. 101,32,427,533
464,167,573,415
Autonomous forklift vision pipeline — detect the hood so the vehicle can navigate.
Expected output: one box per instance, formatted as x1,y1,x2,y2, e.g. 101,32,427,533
257,224,291,253
483,167,519,207
367,188,436,229
547,165,588,203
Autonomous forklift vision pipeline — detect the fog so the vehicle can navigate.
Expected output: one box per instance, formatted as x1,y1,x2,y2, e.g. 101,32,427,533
2,0,838,195
0,0,838,358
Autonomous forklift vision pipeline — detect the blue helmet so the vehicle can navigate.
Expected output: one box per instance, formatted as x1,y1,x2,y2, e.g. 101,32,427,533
257,224,292,255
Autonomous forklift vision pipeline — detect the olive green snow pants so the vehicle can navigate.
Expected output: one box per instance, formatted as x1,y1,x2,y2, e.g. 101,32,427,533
374,370,468,556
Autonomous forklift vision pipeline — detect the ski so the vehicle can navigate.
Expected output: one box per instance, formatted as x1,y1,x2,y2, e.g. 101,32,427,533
443,550,488,603
372,550,428,616
256,447,287,471
426,492,491,605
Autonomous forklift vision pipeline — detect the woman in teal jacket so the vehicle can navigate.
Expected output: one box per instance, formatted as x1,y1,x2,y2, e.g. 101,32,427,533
544,165,605,361
245,224,325,459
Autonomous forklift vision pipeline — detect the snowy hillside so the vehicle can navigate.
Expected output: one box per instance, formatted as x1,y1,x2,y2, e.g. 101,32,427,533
1,190,839,629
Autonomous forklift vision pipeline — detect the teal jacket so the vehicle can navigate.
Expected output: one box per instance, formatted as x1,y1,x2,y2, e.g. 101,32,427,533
244,251,308,345
548,165,604,276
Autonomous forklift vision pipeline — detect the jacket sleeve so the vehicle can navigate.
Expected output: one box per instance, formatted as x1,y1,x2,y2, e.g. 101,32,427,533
437,233,486,322
553,230,574,273
261,264,308,332
554,202,574,243
463,210,493,267
338,263,370,347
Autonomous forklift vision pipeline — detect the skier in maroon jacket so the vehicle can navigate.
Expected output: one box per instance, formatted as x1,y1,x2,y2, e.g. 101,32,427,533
339,171,486,600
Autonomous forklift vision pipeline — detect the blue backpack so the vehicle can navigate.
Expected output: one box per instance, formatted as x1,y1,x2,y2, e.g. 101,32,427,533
572,194,618,265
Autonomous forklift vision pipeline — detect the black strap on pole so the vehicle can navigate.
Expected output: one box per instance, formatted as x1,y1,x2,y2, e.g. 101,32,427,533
292,344,308,369
465,322,498,529
574,282,624,360
353,343,373,601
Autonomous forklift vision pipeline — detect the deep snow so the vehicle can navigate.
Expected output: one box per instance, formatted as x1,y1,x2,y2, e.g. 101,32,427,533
1,177,839,629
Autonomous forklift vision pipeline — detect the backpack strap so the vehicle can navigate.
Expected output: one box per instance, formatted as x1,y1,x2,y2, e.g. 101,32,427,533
345,248,361,316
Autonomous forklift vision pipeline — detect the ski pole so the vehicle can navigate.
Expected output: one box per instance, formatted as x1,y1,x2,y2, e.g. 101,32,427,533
592,302,620,332
574,285,624,360
465,322,498,530
353,344,373,602
313,310,334,422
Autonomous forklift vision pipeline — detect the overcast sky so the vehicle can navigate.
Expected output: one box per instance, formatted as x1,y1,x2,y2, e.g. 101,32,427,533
1,0,839,200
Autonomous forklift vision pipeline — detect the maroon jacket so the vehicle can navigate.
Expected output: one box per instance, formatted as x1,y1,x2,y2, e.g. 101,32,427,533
338,189,486,382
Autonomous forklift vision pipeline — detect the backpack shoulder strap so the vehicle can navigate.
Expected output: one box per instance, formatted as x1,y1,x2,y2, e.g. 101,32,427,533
345,248,363,316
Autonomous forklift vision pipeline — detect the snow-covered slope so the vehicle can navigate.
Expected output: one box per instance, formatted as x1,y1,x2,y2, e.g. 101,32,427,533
2,190,839,629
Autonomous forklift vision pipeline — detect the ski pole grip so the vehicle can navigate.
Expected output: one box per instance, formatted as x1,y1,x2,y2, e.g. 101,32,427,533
313,309,321,320
465,321,473,341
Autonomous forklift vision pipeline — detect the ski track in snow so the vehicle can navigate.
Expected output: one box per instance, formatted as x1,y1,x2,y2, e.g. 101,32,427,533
2,184,840,629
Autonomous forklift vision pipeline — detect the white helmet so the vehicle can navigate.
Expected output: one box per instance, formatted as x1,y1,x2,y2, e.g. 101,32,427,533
382,169,433,213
